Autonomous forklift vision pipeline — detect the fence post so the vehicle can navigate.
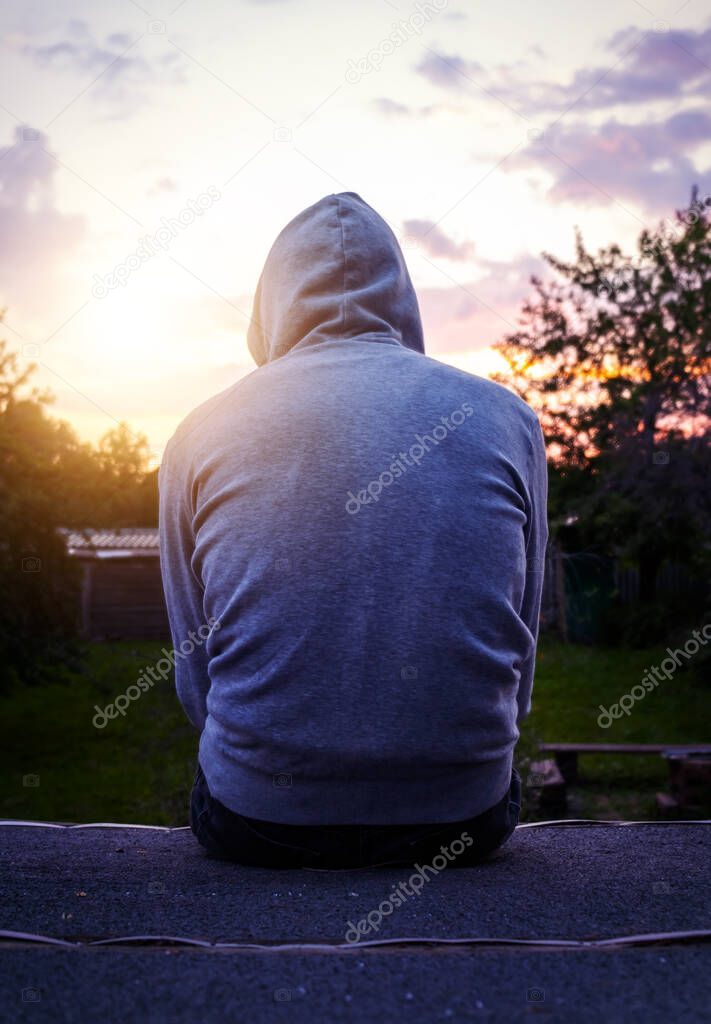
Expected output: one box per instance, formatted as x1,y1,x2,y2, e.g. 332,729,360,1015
555,543,568,642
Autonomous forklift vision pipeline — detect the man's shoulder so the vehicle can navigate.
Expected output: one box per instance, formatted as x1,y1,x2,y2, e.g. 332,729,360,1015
417,353,539,429
163,369,260,460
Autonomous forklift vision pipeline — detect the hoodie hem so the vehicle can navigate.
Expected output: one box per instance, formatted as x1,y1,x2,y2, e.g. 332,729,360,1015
198,745,515,826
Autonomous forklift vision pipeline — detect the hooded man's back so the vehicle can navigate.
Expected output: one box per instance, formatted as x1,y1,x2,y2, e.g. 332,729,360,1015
159,192,548,827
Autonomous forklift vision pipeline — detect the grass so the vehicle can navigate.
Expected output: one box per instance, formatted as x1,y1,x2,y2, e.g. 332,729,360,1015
1,637,708,825
0,642,197,826
517,639,710,820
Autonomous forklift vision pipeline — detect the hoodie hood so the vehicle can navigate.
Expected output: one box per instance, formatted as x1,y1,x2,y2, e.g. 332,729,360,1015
247,192,425,365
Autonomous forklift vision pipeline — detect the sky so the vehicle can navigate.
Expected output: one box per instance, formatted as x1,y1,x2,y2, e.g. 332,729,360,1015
0,0,709,457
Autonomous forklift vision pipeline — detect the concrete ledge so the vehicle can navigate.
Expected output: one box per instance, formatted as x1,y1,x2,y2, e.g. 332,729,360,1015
4,947,711,1024
1,821,710,1022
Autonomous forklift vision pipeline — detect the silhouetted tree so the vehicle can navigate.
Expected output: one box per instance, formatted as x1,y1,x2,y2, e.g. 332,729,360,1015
0,323,159,685
0,336,81,687
495,191,711,639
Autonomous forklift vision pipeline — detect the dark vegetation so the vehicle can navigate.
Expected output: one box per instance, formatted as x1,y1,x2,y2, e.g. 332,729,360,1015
0,338,157,689
496,189,711,645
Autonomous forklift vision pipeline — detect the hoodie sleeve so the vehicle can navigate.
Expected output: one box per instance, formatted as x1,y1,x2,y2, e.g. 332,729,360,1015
516,415,549,725
158,444,210,731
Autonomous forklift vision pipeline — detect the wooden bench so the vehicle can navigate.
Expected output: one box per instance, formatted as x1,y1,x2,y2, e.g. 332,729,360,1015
539,743,711,785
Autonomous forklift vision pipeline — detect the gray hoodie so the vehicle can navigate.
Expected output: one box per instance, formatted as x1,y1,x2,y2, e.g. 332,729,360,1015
159,192,548,825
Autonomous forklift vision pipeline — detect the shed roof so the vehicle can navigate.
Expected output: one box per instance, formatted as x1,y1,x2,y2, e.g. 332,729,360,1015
60,528,160,558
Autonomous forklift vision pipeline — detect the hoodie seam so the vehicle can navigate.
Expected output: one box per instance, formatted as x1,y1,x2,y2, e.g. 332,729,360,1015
335,195,348,335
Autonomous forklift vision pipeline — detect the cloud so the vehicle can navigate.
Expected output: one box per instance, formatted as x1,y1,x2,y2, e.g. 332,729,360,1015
0,127,86,315
416,26,711,113
371,97,461,118
149,177,178,196
402,218,475,261
416,51,484,92
415,27,711,214
521,26,711,113
372,98,412,117
417,253,546,352
512,110,711,213
21,20,185,114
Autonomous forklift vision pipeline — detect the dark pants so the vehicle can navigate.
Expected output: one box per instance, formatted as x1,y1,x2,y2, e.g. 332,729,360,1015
190,763,521,869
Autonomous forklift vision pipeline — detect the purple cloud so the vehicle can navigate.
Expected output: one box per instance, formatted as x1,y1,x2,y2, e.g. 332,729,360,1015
512,110,711,213
522,27,711,113
22,20,185,114
0,127,85,312
417,26,711,113
373,98,411,117
416,51,484,92
371,97,458,118
402,218,475,261
417,254,547,352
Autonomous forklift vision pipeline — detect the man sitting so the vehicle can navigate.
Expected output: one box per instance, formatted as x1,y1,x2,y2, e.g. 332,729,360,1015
159,192,548,868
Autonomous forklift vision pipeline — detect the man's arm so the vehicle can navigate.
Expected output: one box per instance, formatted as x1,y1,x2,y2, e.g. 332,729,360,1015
158,445,211,730
516,415,549,725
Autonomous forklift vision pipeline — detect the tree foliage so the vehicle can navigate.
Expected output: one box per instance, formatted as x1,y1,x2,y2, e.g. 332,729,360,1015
495,191,711,638
0,329,158,686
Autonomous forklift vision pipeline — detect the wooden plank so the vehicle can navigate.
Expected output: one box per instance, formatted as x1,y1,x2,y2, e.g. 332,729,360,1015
540,743,711,755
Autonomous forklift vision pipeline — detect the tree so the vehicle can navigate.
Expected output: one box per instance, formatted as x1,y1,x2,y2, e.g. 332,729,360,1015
0,322,159,686
85,422,157,527
0,335,82,687
495,191,711,638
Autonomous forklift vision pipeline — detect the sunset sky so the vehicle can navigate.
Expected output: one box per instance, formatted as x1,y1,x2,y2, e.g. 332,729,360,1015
0,0,709,455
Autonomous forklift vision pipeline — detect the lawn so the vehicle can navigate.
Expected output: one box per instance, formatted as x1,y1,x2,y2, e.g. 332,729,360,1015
1,637,708,825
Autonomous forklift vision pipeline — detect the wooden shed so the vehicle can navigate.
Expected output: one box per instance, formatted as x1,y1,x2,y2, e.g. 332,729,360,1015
61,529,170,641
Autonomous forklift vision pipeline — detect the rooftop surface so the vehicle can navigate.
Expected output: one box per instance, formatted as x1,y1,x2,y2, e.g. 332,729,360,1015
1,820,710,1023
